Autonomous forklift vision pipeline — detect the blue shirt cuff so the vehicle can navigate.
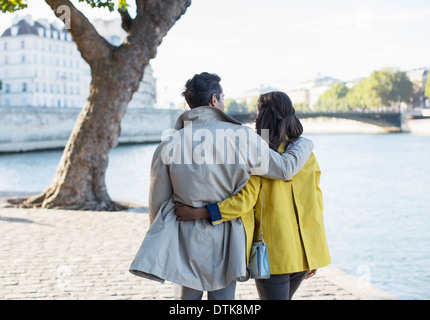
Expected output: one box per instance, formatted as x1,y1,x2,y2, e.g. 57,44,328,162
205,203,222,225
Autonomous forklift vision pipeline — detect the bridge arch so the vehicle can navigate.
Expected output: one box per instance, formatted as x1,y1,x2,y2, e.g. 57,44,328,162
228,111,408,132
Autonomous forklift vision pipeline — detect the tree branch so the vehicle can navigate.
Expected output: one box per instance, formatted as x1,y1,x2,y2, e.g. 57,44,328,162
119,7,133,32
136,0,145,16
129,0,191,60
44,0,113,67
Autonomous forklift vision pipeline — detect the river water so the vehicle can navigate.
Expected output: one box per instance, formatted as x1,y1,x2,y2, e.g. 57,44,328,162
1,132,429,300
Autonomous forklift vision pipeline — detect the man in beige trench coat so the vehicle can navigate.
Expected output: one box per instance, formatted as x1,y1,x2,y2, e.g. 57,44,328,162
129,72,314,300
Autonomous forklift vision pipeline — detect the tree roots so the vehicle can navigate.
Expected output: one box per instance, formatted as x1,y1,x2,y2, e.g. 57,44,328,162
7,193,129,212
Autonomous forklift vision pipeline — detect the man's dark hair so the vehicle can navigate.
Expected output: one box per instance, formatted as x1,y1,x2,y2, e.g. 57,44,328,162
182,72,222,109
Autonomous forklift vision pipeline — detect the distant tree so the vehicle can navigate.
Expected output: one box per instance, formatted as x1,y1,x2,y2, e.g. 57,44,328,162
315,82,349,111
225,99,240,113
246,96,259,113
425,75,430,101
363,68,413,108
316,68,414,111
293,102,311,112
225,98,248,113
346,77,380,109
2,0,191,211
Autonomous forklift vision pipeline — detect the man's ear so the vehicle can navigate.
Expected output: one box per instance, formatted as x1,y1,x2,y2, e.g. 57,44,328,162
209,93,217,106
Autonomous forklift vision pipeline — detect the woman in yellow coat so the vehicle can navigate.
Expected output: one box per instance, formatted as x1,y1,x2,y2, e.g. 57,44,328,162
175,91,331,300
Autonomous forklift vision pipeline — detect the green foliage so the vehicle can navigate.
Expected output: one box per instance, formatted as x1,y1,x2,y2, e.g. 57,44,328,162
294,102,312,112
225,98,247,113
0,0,127,13
117,0,128,11
0,0,27,12
246,96,259,113
346,77,380,109
425,75,430,99
316,68,414,111
225,99,239,113
78,0,115,12
315,82,350,111
366,68,412,106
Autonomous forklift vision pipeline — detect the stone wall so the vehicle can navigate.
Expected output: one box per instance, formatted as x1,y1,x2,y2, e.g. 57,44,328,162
0,107,184,153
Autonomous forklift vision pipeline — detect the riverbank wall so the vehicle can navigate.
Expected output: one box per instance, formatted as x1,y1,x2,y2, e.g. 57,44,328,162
0,107,183,153
1,107,429,153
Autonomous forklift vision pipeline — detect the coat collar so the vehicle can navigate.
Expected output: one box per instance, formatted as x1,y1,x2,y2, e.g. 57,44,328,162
175,106,241,130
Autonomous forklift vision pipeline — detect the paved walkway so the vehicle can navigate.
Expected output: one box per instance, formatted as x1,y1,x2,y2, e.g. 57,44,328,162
0,198,397,300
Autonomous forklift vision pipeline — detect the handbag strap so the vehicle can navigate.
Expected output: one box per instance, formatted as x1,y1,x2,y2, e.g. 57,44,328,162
259,178,264,241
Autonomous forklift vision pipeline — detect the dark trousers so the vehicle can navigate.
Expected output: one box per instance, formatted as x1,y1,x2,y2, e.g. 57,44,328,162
255,271,308,300
175,281,237,300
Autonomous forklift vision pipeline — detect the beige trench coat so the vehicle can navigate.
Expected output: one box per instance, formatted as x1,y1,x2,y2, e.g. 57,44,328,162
129,106,313,291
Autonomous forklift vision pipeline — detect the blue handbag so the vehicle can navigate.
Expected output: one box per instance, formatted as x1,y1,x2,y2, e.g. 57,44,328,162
248,239,270,279
248,180,270,279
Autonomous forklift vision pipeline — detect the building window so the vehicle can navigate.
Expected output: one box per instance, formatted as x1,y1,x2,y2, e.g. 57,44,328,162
21,55,26,63
21,40,25,49
22,83,27,92
3,42,7,50
5,83,10,93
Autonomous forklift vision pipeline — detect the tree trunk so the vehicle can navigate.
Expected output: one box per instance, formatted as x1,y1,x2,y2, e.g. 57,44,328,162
13,0,191,211
20,61,141,210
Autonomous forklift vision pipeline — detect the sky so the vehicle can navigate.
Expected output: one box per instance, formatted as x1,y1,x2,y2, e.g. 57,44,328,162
1,0,429,106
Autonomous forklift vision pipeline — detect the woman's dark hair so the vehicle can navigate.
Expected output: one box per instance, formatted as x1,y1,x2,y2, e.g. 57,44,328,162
255,91,303,152
182,72,222,109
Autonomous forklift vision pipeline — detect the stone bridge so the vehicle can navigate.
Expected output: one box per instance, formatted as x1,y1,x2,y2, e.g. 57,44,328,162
229,111,409,132
0,107,412,153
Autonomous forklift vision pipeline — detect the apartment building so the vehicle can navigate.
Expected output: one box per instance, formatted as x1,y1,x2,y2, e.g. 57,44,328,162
0,15,156,108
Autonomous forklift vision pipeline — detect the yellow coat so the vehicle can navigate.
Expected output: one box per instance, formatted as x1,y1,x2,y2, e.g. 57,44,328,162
216,152,331,274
